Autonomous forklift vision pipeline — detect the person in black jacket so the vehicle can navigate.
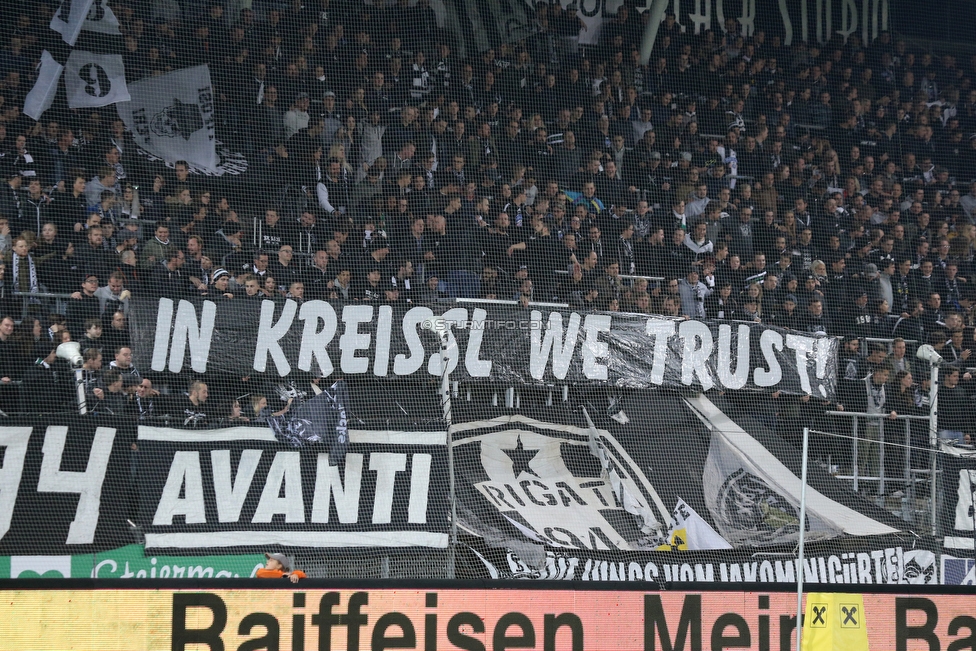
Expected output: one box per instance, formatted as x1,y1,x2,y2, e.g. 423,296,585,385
147,251,188,298
704,280,737,320
801,296,832,335
892,298,926,344
0,315,25,413
65,274,101,337
938,367,972,444
772,293,802,330
90,368,129,416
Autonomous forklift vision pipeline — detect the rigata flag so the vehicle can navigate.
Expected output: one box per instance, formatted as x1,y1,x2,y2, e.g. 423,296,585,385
117,66,217,172
802,593,870,651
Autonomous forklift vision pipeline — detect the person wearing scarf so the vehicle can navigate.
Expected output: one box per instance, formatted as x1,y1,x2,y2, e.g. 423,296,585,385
9,237,40,308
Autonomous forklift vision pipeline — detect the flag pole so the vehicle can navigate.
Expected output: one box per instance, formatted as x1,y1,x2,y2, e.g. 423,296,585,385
429,316,457,579
796,426,810,651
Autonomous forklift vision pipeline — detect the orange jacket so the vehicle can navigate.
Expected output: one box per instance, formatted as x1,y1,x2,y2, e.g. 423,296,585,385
255,568,307,579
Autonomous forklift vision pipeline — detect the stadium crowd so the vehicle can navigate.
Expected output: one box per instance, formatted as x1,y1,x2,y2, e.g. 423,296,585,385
0,0,973,444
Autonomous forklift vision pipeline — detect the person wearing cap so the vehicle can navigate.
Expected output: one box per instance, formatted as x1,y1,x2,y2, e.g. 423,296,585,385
0,168,24,226
256,552,307,582
358,263,384,302
207,268,234,299
773,293,801,330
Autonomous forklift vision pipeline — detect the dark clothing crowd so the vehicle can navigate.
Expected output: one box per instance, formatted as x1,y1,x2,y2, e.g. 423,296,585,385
0,0,973,445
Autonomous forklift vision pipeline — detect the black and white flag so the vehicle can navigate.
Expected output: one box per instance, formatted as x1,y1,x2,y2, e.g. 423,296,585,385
50,0,95,46
78,0,121,37
25,0,128,119
63,49,129,108
117,66,217,172
941,444,976,552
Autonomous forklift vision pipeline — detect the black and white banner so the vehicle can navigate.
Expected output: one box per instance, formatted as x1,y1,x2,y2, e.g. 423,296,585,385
117,66,218,173
130,298,838,399
137,425,450,551
462,536,943,586
452,412,667,555
941,446,976,552
689,395,899,546
450,397,902,557
51,0,120,43
0,419,129,555
448,391,933,583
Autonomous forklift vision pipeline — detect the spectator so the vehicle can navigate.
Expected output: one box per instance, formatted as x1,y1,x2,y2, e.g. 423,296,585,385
108,345,142,389
141,224,175,269
858,364,895,480
148,250,188,298
91,368,128,416
256,553,306,582
66,275,101,336
177,380,210,427
938,367,971,444
7,236,42,300
102,311,129,353
677,266,709,319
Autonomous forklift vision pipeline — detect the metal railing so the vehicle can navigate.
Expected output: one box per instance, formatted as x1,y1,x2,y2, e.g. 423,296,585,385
10,289,76,322
821,410,934,527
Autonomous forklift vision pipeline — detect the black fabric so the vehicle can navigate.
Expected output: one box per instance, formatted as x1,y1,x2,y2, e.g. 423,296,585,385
130,297,839,399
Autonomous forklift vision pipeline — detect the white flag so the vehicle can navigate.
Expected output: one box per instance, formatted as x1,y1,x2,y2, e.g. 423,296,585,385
50,0,96,46
23,51,65,121
117,66,217,172
64,50,130,109
657,499,732,551
81,0,121,37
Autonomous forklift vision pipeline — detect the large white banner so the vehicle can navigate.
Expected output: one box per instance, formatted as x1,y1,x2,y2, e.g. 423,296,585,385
23,51,64,121
117,66,217,173
64,50,130,109
49,0,95,46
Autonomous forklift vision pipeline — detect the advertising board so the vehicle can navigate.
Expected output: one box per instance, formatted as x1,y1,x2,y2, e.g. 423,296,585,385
0,587,973,650
0,544,264,579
